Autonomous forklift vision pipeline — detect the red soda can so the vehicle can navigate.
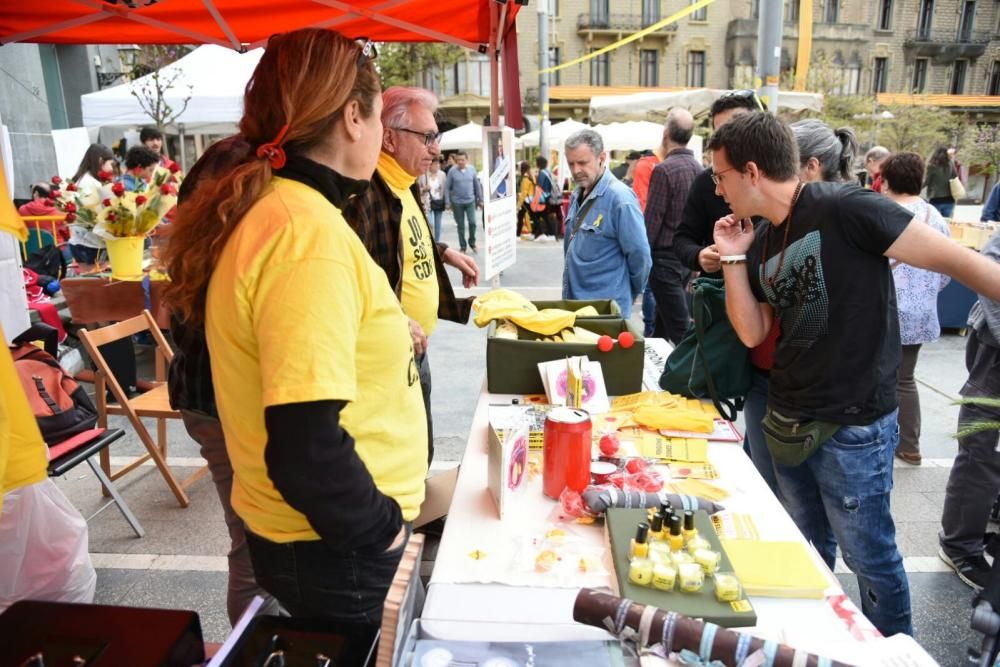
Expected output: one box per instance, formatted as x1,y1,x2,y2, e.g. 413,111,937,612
543,407,593,499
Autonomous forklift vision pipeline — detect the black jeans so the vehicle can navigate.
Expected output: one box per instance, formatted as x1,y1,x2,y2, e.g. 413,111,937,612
941,330,1000,559
245,524,411,628
648,249,691,345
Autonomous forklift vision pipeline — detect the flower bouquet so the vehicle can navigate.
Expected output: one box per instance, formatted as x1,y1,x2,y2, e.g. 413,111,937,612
95,172,178,279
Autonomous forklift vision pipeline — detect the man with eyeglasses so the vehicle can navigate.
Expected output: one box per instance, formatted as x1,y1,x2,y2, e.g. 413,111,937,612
445,151,484,253
342,86,480,466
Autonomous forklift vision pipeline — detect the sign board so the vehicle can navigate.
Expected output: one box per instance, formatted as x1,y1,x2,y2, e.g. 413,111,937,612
482,126,517,281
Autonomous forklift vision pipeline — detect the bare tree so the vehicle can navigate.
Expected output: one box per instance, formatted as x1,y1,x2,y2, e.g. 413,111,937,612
128,45,193,129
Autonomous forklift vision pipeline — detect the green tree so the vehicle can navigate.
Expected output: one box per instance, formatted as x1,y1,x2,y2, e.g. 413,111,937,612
128,45,193,129
961,122,1000,187
378,42,467,90
877,103,963,158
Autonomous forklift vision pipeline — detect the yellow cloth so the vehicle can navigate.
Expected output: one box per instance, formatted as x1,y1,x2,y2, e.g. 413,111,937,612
0,324,48,506
0,161,27,241
472,288,599,336
632,404,714,433
206,177,428,543
378,152,439,336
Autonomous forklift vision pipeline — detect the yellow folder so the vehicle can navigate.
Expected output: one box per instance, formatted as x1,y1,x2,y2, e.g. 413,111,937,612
720,540,832,599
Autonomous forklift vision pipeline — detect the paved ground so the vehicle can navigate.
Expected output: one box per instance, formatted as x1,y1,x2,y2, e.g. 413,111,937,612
52,205,995,666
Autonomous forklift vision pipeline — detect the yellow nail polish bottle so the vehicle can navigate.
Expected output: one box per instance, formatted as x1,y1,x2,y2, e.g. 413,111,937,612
629,522,650,559
668,514,684,552
682,510,698,544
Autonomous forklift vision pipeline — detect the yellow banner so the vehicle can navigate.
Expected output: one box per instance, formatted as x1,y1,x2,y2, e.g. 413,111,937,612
540,0,719,75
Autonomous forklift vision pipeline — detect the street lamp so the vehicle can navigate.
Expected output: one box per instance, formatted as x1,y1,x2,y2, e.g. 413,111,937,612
95,44,142,88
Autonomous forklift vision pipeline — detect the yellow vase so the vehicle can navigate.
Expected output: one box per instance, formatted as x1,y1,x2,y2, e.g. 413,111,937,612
105,236,145,281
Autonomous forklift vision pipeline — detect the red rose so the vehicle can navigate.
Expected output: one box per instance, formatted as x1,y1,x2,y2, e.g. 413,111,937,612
111,182,125,196
168,162,181,173
107,212,117,221
97,170,113,183
103,198,112,207
50,189,61,199
44,198,54,207
66,182,78,192
160,183,176,195
135,195,148,206
64,202,77,213
51,176,62,185
64,212,76,222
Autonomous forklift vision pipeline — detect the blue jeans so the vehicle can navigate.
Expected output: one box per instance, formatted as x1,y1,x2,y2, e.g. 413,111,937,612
930,199,955,219
774,409,911,637
641,286,656,337
246,524,411,628
743,370,779,496
452,202,477,250
430,209,443,242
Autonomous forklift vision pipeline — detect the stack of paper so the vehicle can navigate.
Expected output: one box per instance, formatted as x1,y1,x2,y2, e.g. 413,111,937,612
720,540,832,599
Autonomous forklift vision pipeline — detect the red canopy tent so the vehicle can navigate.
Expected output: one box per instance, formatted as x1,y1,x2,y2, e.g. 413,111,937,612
0,0,524,126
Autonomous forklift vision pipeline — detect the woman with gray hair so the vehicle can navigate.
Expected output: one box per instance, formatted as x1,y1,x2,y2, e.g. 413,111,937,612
791,119,859,183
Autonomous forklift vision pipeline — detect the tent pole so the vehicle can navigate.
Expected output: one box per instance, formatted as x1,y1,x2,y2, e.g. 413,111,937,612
489,2,500,126
178,124,187,172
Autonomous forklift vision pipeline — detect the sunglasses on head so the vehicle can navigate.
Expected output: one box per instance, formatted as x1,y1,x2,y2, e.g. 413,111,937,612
720,89,766,111
355,37,378,71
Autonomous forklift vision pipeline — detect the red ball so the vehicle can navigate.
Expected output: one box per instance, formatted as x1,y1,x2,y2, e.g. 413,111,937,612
597,335,614,352
618,331,635,349
599,434,620,457
625,458,648,474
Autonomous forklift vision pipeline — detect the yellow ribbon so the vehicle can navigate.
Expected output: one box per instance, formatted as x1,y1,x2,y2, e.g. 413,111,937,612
540,0,719,75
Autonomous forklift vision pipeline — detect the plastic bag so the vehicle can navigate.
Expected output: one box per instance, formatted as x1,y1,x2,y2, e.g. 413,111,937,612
0,478,96,612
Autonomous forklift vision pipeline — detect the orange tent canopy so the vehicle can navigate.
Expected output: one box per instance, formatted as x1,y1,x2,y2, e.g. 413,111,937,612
0,0,519,52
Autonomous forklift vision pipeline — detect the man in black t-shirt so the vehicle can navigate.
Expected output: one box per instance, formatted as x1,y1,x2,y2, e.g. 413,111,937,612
708,112,1000,638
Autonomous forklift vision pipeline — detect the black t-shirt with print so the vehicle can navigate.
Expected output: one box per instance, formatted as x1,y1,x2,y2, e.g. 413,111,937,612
747,182,914,424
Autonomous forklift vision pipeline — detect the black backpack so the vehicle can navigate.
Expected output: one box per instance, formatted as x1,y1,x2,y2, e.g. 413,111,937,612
25,244,66,282
11,324,98,445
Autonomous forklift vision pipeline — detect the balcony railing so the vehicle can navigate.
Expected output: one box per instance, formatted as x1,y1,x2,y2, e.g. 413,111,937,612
904,29,992,46
577,13,678,32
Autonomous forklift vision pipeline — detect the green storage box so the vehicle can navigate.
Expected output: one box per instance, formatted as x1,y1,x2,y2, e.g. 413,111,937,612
486,316,644,396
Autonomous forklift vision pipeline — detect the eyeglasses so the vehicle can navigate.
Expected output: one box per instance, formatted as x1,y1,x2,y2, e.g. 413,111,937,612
355,37,378,71
719,89,766,112
393,127,442,147
711,166,737,185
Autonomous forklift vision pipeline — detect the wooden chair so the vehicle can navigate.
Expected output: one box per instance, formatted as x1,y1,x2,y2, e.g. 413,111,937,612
77,310,208,508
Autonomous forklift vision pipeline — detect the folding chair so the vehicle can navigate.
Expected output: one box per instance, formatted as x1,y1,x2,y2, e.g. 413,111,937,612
77,310,208,508
48,427,144,537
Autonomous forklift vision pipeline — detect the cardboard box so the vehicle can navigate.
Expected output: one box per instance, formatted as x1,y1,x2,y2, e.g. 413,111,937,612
487,317,644,395
414,466,459,529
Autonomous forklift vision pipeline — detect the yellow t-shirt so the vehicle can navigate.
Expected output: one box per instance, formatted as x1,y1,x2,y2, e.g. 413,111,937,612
377,153,439,336
0,324,48,505
205,177,428,543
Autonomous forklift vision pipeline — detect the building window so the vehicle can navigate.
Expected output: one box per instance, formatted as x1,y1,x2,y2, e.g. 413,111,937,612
844,65,861,94
989,61,1000,95
690,0,707,21
687,50,706,87
912,58,928,92
751,0,760,19
872,56,888,93
640,49,659,86
642,0,660,25
786,0,800,22
825,0,838,23
877,0,892,30
591,0,609,25
952,59,968,94
548,47,561,85
958,0,976,42
917,0,934,39
591,50,610,86
546,0,559,15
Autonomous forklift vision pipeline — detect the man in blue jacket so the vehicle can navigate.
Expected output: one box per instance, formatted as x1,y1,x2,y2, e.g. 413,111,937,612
561,129,651,318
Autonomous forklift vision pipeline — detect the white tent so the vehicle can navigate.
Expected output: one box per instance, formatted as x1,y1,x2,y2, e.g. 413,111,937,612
519,119,591,148
593,121,665,151
81,45,263,132
589,89,823,123
439,122,483,151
